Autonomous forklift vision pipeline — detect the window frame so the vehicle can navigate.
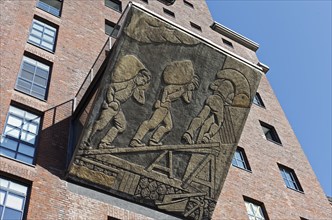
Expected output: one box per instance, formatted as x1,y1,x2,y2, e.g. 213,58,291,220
0,175,31,220
28,18,58,53
105,20,120,38
259,121,282,145
163,8,175,18
183,0,194,8
105,0,122,12
190,22,202,32
232,147,251,172
222,38,234,48
253,92,265,108
15,55,52,101
0,106,42,165
278,164,304,192
243,196,270,220
157,0,176,6
36,0,63,17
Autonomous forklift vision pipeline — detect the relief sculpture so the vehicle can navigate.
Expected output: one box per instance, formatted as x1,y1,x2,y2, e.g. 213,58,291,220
183,69,251,144
130,60,199,147
69,6,262,220
86,55,151,148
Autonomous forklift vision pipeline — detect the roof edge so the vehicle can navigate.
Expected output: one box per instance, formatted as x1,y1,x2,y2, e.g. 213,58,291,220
211,22,259,52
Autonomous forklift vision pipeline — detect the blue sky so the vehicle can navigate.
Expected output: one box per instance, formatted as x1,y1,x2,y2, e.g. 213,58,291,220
206,0,331,196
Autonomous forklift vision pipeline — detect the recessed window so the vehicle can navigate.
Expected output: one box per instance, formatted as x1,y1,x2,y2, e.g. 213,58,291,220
28,19,57,52
105,20,120,38
300,217,309,220
279,164,303,192
0,176,29,220
157,0,175,5
222,38,233,48
244,197,269,220
15,56,51,100
108,217,121,220
232,147,251,171
140,0,148,3
259,121,282,145
190,22,202,32
0,106,41,164
253,92,265,107
105,0,122,12
163,8,175,17
183,0,194,8
36,0,62,17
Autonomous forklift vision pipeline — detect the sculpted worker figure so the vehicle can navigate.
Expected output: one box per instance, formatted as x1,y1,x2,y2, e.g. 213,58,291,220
182,78,235,144
86,55,151,148
130,60,199,147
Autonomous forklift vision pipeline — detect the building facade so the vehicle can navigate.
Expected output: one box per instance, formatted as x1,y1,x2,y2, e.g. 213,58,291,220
0,0,331,220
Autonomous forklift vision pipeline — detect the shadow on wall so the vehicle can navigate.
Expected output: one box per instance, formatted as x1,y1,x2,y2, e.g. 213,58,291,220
36,99,74,179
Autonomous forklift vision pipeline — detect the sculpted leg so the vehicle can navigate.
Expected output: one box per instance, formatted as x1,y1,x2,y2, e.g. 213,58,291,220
130,107,168,147
197,116,214,143
100,110,126,148
149,111,173,145
183,106,210,144
87,107,118,146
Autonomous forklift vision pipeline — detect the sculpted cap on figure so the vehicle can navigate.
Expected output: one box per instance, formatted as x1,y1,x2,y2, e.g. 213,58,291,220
86,55,151,148
130,60,199,147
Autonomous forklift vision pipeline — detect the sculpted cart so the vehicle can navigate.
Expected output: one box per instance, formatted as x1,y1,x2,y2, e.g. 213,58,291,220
68,5,262,220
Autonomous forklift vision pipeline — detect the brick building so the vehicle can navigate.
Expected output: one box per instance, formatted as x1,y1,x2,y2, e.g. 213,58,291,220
0,0,331,220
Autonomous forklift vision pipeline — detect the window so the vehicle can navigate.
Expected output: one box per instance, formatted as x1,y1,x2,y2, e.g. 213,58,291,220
105,20,120,38
15,56,51,100
140,0,148,3
28,19,57,52
222,38,233,48
163,8,175,17
259,121,282,145
36,0,62,17
0,177,29,220
232,147,251,171
108,217,121,220
105,0,122,12
0,106,41,164
157,0,176,5
253,92,265,107
183,0,194,8
279,164,303,192
244,197,269,220
190,22,202,32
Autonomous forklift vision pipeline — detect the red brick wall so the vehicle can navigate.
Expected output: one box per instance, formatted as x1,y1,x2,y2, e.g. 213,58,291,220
213,75,332,219
0,0,331,219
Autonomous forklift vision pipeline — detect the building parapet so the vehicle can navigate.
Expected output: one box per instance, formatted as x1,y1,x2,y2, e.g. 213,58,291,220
211,22,259,52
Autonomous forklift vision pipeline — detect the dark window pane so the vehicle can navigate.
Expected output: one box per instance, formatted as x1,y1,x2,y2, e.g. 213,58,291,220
232,148,250,171
32,85,45,96
0,148,16,158
3,207,23,220
105,0,122,12
22,62,35,73
1,137,18,151
17,79,32,91
16,154,34,164
37,0,62,16
34,75,47,87
18,143,35,157
20,70,34,81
